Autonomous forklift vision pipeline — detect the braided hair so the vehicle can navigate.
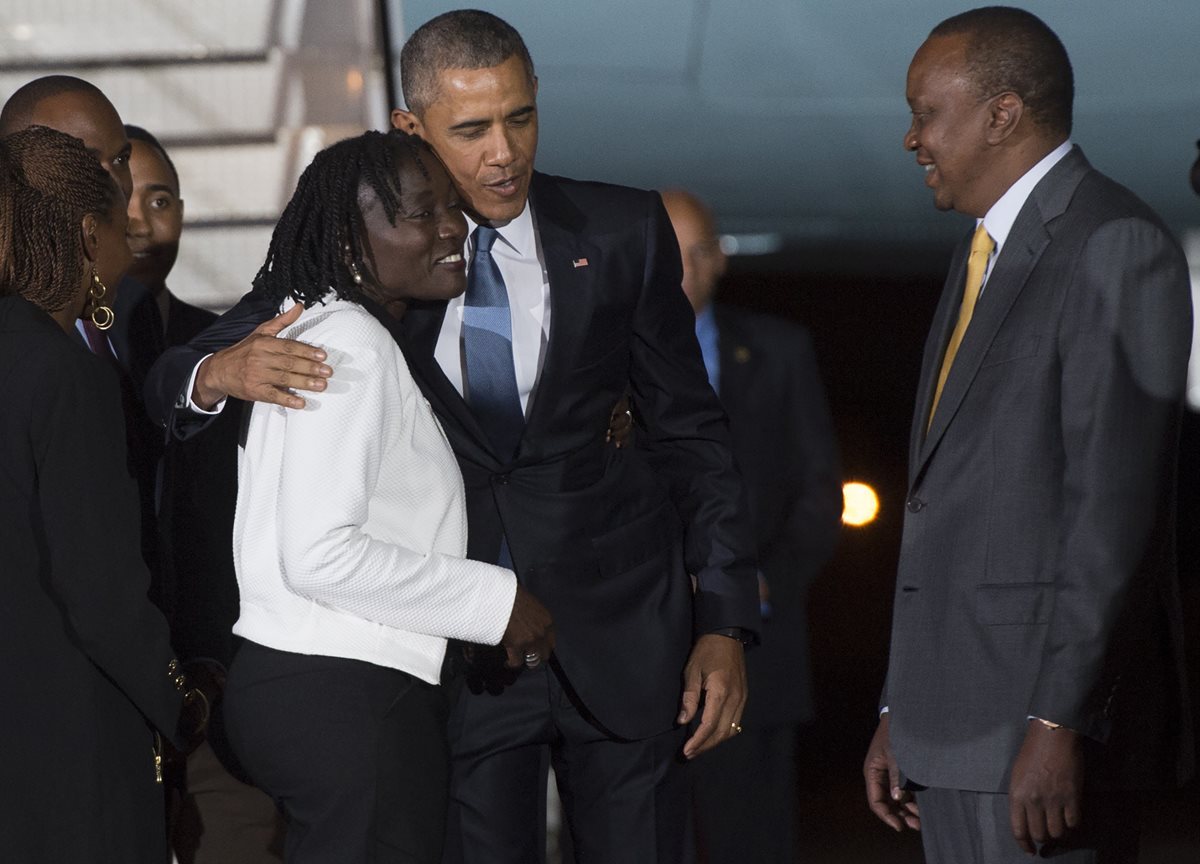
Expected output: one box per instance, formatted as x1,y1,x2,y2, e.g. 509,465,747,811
253,129,433,308
0,125,122,314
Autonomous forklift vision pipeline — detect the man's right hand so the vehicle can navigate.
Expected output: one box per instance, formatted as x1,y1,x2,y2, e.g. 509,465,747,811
864,713,920,832
191,303,332,410
500,584,555,669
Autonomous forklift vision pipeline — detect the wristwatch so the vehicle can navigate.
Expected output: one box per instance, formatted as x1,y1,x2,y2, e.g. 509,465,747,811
710,627,752,645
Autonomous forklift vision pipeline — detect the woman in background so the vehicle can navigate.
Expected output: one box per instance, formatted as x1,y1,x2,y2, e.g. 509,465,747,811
0,125,205,862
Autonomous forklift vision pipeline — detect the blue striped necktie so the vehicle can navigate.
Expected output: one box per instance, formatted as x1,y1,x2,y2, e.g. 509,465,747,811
463,226,525,461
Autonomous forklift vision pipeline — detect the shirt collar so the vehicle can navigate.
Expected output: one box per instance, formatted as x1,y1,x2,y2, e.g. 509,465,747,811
465,199,535,258
980,139,1073,253
694,304,717,337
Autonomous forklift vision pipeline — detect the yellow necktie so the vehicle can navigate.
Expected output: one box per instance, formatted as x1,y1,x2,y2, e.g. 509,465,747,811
928,223,995,429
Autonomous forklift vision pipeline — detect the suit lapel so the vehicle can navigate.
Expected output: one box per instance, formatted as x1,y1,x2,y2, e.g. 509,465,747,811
395,299,495,459
910,239,969,479
913,146,1091,480
917,219,1050,468
520,174,600,447
395,173,602,466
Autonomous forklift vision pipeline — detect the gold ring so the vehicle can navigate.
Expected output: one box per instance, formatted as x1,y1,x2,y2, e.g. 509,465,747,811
731,722,743,735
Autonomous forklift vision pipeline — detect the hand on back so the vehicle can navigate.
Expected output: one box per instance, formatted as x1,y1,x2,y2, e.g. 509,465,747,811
192,303,332,410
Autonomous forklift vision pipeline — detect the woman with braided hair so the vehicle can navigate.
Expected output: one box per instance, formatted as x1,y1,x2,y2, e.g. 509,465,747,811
220,129,551,863
0,125,207,861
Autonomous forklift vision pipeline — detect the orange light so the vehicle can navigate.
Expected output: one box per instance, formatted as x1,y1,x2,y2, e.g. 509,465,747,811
842,482,880,527
346,68,365,95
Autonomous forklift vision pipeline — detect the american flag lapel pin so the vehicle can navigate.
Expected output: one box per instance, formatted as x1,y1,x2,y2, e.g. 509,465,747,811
572,257,589,269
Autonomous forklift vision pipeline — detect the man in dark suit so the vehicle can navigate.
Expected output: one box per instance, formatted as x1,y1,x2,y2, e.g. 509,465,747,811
113,126,220,391
661,189,842,862
863,8,1193,863
117,125,285,864
143,10,758,863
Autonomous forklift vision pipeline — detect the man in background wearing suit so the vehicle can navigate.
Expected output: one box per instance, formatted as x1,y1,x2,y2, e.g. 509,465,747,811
863,7,1193,862
144,10,758,863
117,125,284,864
662,189,842,863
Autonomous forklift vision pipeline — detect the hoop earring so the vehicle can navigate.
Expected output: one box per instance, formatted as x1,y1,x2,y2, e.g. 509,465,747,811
89,268,115,331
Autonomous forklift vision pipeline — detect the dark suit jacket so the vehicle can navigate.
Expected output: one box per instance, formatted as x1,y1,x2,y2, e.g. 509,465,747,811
0,296,183,861
115,283,243,669
143,171,759,740
883,147,1194,793
715,306,842,729
113,280,221,392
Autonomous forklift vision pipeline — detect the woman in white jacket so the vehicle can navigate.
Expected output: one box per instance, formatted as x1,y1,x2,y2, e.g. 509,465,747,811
221,130,552,864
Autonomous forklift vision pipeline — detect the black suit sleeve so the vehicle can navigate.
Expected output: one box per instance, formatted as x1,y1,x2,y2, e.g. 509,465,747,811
142,289,277,436
628,195,760,637
32,356,183,741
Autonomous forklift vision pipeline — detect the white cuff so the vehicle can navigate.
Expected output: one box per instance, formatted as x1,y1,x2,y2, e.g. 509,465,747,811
180,354,226,415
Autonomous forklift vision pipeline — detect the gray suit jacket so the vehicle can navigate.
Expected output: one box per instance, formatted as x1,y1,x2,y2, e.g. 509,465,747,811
883,146,1194,793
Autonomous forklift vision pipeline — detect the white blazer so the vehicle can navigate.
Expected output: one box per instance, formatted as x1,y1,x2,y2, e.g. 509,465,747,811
233,296,516,684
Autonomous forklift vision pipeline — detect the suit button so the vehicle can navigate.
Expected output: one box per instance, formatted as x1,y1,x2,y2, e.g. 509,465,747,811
494,474,510,486
906,495,924,513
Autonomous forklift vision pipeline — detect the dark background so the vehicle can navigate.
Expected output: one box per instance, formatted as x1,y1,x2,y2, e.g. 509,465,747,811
718,248,1200,861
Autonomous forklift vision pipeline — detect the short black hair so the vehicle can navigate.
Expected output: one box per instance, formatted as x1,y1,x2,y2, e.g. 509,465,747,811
124,124,179,191
400,9,535,116
0,125,122,314
252,129,433,309
931,6,1074,136
0,74,111,136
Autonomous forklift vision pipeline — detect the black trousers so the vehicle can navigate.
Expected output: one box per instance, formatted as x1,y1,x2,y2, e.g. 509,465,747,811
442,658,690,864
691,724,798,863
223,641,450,864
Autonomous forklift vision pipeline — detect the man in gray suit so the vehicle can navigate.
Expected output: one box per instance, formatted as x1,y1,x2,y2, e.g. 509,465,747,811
863,7,1193,862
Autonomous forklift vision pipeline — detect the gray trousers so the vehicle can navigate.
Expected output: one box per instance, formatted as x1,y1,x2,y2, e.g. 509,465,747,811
914,787,1140,864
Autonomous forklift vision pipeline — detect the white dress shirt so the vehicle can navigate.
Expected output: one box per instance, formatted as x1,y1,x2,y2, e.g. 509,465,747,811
978,139,1073,291
433,203,551,416
233,296,517,685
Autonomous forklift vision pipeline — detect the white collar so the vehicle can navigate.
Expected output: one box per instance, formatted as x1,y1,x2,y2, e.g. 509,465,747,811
465,199,535,258
980,139,1073,252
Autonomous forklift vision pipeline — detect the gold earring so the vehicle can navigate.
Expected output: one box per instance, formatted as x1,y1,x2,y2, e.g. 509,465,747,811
89,268,115,330
350,262,363,285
